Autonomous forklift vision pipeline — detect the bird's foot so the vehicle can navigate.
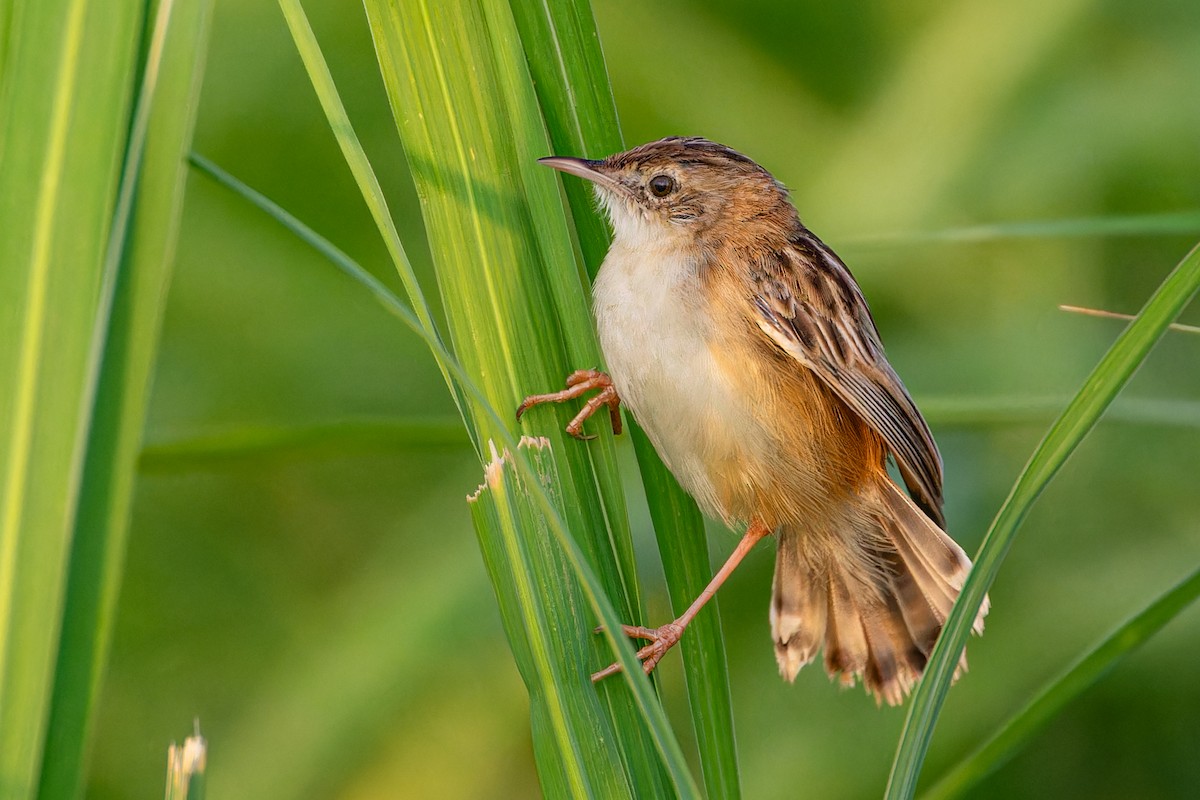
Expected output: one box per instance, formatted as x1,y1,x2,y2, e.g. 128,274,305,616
590,620,686,682
516,369,622,439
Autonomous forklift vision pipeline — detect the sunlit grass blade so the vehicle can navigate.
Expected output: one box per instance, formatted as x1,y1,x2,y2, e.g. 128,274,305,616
922,564,1200,800
0,0,147,790
470,438,634,797
630,443,741,797
885,240,1200,800
509,3,740,795
507,0,622,272
164,725,207,800
38,2,213,796
354,0,697,792
190,148,699,795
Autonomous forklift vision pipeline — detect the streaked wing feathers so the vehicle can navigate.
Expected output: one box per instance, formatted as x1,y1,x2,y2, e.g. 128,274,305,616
749,232,946,528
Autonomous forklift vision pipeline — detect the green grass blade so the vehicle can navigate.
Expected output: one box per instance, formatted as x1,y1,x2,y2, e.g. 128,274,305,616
922,564,1200,800
509,4,740,795
138,417,468,470
272,0,467,449
470,439,633,797
0,0,145,790
918,396,1200,429
38,2,213,795
500,12,657,748
885,240,1200,800
630,432,740,798
191,149,699,795
0,5,10,82
846,210,1200,248
354,0,697,793
507,0,623,273
188,155,482,429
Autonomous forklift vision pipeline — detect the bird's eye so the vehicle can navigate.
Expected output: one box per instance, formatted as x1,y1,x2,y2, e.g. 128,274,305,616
648,174,676,197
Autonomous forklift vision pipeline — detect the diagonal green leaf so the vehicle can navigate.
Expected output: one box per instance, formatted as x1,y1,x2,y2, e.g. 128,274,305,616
272,0,466,451
885,240,1200,800
189,148,699,796
922,564,1200,800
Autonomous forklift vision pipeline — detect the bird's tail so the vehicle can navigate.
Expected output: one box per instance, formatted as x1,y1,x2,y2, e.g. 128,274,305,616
770,477,987,706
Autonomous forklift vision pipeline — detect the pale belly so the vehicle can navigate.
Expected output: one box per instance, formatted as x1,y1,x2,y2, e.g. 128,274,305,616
592,246,786,523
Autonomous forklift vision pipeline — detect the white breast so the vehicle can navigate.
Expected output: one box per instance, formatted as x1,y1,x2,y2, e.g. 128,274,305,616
592,239,752,521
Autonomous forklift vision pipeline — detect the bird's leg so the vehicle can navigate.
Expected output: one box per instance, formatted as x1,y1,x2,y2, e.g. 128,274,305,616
516,369,622,440
592,520,772,682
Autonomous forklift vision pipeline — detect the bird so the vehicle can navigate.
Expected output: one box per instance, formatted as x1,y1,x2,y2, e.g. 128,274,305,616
517,136,986,705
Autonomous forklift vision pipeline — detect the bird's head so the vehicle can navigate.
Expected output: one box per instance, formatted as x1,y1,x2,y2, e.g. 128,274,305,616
540,137,793,249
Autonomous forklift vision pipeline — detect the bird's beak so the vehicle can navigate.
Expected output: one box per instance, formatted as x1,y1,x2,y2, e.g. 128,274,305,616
538,156,628,196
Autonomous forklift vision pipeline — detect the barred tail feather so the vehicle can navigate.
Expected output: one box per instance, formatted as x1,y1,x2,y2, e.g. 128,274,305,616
770,478,988,705
770,533,826,677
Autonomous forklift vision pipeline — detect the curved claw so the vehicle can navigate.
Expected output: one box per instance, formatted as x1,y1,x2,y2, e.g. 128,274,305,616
615,625,660,641
565,369,599,387
591,662,624,682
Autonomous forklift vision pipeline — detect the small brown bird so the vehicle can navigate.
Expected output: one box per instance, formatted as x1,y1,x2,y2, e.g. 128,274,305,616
518,137,986,705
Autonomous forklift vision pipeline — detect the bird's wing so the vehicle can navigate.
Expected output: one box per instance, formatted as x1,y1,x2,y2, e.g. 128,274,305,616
747,231,945,528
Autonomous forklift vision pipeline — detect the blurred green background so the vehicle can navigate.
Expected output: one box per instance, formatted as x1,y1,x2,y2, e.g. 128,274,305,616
88,0,1199,797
